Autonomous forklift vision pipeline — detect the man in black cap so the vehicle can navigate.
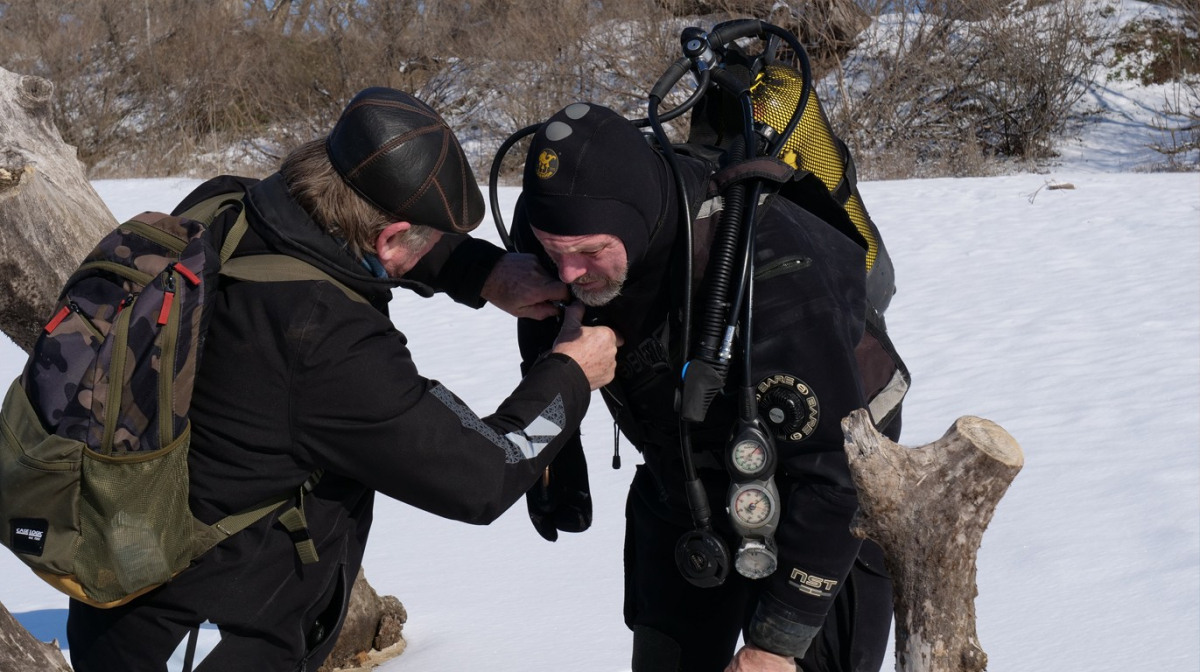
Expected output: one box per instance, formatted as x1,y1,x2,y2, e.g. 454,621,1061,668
66,88,620,671
512,102,906,672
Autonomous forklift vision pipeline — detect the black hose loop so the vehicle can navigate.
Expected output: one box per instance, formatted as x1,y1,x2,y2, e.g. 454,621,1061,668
489,124,542,251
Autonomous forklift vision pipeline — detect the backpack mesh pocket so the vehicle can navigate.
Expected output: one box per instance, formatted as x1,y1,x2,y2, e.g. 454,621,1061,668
0,380,84,576
77,427,194,603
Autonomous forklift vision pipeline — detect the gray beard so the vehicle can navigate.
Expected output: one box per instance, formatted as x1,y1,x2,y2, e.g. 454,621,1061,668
571,281,623,307
570,267,628,307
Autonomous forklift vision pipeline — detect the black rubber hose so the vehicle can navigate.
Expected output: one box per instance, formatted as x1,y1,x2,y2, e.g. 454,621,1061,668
631,71,710,129
649,92,711,513
761,22,814,158
489,123,542,251
693,136,747,364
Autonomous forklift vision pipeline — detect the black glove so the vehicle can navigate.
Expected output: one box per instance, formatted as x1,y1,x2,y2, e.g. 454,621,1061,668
525,438,592,542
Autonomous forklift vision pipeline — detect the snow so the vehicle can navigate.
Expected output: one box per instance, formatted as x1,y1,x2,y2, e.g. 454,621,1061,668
2,170,1196,671
2,3,1198,668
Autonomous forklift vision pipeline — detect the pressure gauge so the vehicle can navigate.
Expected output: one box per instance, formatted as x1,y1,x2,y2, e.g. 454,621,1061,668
725,422,776,482
730,439,767,476
730,484,775,528
734,537,778,580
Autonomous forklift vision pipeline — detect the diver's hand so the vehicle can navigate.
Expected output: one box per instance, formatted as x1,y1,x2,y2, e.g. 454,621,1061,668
552,302,621,390
724,644,796,672
481,252,569,320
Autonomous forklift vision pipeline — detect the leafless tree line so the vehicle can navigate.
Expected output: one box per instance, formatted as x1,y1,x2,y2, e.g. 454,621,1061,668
0,0,1192,180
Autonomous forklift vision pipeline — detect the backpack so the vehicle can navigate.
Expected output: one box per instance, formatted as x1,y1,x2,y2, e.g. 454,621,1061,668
0,193,365,608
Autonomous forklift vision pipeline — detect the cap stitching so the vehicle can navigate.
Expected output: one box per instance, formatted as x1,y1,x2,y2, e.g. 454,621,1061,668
396,127,451,220
342,99,439,124
455,130,469,230
431,177,454,231
346,123,443,180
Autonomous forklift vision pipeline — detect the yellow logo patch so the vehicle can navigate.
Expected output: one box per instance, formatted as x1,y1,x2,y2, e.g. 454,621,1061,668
536,149,559,179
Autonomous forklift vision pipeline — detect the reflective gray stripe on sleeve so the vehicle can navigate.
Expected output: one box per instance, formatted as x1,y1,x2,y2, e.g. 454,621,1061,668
429,384,565,464
867,369,909,427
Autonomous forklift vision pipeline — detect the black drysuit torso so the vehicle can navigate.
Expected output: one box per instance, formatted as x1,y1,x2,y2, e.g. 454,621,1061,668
514,154,899,670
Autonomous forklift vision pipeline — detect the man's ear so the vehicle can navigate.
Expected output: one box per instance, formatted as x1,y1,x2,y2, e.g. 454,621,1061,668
374,221,413,264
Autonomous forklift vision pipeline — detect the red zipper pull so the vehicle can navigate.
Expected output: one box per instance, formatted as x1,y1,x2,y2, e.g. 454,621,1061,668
157,275,176,325
44,305,71,333
174,263,200,286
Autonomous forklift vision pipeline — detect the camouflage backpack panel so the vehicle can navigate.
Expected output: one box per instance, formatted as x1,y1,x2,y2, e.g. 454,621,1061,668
22,212,216,455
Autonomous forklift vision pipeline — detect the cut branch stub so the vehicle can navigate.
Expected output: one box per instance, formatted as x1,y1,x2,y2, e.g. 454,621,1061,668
842,410,1023,672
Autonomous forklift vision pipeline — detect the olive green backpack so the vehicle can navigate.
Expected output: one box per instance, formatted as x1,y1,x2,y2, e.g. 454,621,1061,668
0,194,363,608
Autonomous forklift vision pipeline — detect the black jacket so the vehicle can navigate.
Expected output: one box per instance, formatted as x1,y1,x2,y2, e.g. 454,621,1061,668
67,174,591,671
513,154,892,656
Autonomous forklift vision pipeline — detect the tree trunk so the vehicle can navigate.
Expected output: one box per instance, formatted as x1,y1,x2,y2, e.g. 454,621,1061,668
0,64,403,670
842,410,1024,672
0,67,114,353
0,600,71,672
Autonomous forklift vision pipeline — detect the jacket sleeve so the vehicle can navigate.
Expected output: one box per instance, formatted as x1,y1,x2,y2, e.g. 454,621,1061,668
517,308,594,528
405,234,507,308
290,284,590,525
742,201,873,658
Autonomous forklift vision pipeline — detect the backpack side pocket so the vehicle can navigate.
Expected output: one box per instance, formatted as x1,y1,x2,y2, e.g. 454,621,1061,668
0,379,84,576
76,424,195,605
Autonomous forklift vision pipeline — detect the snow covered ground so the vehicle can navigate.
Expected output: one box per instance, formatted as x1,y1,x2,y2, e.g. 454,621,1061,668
1,169,1196,671
2,2,1198,663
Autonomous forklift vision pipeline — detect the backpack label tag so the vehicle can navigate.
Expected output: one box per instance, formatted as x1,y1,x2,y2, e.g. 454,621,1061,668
10,518,49,556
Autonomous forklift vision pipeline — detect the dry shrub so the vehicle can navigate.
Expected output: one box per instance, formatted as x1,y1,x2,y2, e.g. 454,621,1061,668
1118,0,1199,168
0,0,1123,180
0,1,460,177
823,0,1105,176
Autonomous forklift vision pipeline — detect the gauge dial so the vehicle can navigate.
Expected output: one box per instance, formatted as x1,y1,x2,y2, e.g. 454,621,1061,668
732,487,773,527
735,540,778,580
731,440,767,476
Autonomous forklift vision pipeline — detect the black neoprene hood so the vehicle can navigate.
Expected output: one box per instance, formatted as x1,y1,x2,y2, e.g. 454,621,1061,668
521,103,670,266
326,87,485,234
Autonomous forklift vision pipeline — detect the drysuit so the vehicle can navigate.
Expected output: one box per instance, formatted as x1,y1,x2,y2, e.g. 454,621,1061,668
513,149,903,672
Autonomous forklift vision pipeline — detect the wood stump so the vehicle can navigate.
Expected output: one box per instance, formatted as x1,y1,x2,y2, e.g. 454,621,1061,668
318,568,408,672
843,410,1023,672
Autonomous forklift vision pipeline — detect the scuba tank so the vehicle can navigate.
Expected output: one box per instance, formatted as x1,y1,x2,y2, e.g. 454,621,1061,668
490,19,900,588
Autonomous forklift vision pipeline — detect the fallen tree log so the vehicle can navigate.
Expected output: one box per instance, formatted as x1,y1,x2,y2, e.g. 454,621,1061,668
0,601,71,672
0,64,403,670
843,410,1023,672
0,67,113,352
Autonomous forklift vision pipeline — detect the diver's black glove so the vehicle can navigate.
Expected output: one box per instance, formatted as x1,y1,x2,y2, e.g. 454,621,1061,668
526,438,592,542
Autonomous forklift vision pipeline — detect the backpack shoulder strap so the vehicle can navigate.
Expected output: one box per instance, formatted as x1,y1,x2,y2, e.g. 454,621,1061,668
219,255,369,305
192,470,325,564
175,192,250,264
178,191,367,305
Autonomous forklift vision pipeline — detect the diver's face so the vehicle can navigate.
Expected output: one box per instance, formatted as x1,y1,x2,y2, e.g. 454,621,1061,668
531,228,628,307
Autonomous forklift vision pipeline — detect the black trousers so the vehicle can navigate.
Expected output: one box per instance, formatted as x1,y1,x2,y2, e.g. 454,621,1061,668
622,468,893,672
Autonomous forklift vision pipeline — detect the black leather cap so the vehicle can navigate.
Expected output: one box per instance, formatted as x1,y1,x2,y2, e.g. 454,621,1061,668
326,87,484,233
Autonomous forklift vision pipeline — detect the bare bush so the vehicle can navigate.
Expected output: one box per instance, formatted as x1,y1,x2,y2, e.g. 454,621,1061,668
823,0,1105,177
1119,0,1200,169
0,0,1122,181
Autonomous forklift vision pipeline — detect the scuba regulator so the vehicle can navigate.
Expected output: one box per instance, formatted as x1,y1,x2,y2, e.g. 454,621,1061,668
491,19,820,588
